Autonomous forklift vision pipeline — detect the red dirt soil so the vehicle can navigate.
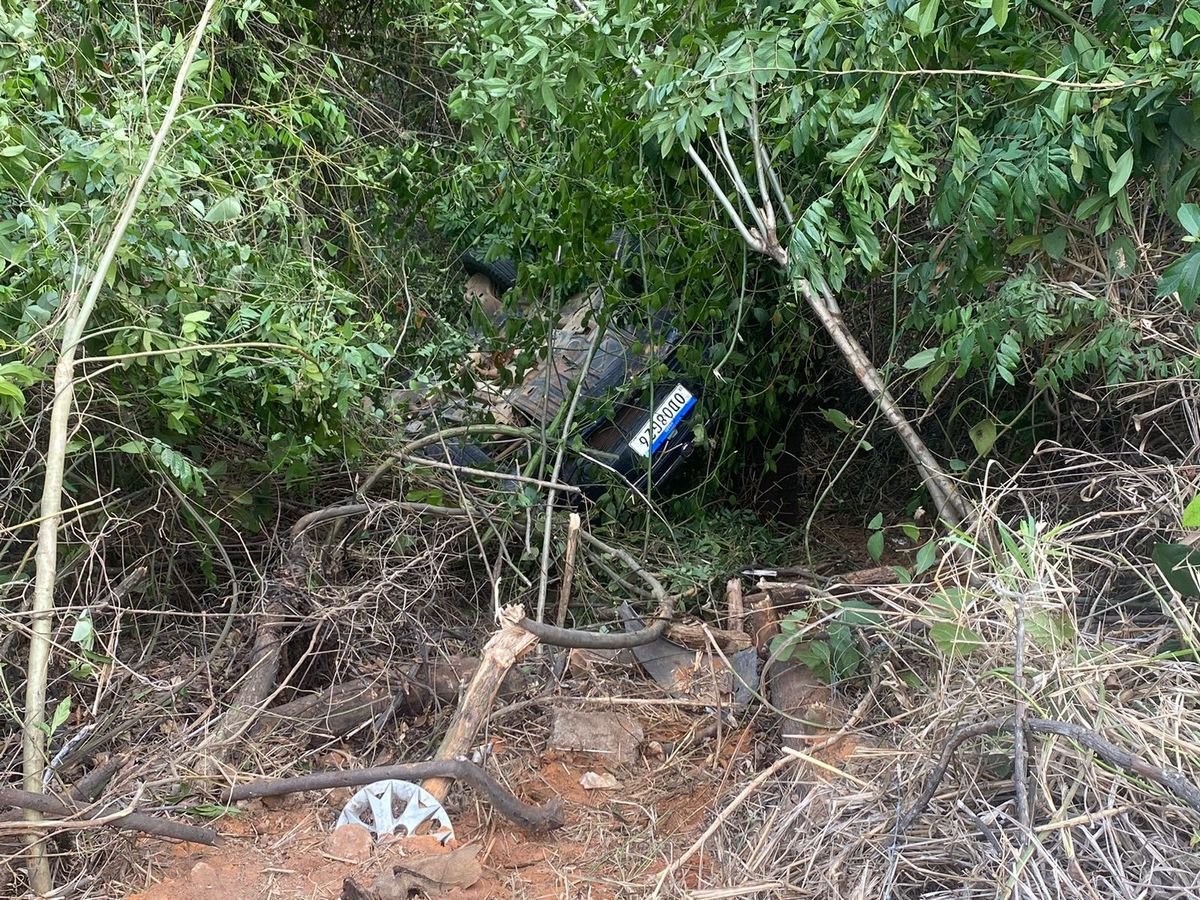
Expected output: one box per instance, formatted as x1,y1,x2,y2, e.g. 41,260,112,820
122,721,755,899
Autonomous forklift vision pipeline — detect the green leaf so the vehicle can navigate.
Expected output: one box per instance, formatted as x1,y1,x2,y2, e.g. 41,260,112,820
867,529,885,562
204,195,243,223
903,348,939,370
1076,193,1108,219
826,129,876,166
928,622,985,657
769,632,797,661
793,640,832,680
118,440,147,454
928,587,966,616
1183,494,1200,529
969,418,998,456
914,539,938,575
916,0,941,38
366,342,393,359
69,614,93,646
827,621,862,680
867,512,884,530
541,81,558,117
1157,250,1200,310
1042,227,1067,260
1107,149,1133,198
840,599,882,628
50,696,71,734
919,359,949,402
991,0,1009,29
1107,234,1137,277
1026,608,1075,651
822,408,856,433
1153,543,1200,596
1170,107,1200,151
0,380,26,414
1179,203,1200,237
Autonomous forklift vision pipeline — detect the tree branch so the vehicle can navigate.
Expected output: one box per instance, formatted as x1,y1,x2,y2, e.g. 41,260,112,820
897,716,1200,836
21,4,218,891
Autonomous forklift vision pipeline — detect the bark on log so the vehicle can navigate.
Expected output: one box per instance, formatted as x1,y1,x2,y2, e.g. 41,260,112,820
769,662,838,752
254,657,528,743
726,577,745,633
747,591,779,656
664,622,752,653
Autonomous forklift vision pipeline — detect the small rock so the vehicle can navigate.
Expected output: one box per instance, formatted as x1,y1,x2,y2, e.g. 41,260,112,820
579,771,621,790
547,709,643,766
324,823,374,862
189,861,221,890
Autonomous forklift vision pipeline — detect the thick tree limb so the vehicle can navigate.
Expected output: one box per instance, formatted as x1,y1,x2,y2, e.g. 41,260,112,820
795,279,970,528
227,760,564,832
421,609,539,804
0,789,216,845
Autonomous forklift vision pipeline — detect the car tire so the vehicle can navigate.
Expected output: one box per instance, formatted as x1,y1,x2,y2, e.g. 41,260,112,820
460,250,518,294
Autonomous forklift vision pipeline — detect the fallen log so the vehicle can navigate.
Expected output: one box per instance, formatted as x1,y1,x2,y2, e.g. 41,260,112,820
253,657,528,743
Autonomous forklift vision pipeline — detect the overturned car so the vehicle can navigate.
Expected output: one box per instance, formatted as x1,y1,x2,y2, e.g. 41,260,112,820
418,244,707,500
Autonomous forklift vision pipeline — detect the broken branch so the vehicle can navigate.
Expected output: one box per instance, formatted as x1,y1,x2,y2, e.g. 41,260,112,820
0,788,216,845
226,760,564,833
421,608,538,804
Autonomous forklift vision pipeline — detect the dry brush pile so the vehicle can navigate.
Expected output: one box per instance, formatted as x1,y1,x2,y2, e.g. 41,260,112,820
703,389,1200,899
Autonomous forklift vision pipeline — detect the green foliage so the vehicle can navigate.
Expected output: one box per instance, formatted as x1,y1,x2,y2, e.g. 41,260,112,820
432,0,1200,481
1153,495,1200,596
1154,543,1200,597
866,512,885,562
1184,494,1200,529
771,599,882,683
0,0,400,507
36,696,70,738
922,587,986,658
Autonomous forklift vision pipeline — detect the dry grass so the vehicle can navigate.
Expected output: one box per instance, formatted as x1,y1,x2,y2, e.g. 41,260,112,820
8,369,1200,899
698,427,1200,899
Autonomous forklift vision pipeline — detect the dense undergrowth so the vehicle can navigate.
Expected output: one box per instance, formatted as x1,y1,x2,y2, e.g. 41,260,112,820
1,0,1200,894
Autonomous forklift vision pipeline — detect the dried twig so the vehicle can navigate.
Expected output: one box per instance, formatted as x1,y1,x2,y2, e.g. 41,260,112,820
650,754,799,897
1012,590,1032,839
393,453,580,493
554,512,582,628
